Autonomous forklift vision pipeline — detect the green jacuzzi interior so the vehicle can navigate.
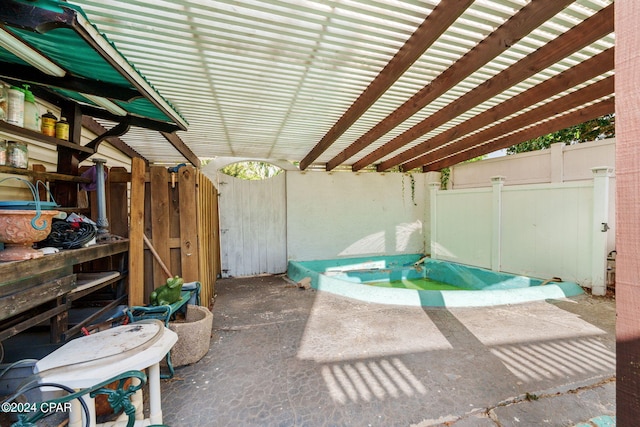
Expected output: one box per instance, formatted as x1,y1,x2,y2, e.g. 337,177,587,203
286,254,585,307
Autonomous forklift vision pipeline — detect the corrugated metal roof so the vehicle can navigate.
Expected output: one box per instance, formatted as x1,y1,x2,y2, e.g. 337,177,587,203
47,0,616,169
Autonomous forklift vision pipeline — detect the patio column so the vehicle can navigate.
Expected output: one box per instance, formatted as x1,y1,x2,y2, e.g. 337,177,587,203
491,176,505,272
616,0,640,420
429,182,440,259
591,166,613,296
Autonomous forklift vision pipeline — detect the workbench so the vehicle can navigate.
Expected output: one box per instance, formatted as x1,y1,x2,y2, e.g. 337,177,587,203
0,240,129,346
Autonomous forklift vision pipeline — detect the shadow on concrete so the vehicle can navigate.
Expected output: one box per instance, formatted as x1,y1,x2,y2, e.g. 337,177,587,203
160,276,615,427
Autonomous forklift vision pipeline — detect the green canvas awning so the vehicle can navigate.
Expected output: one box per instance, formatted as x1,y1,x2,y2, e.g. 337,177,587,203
0,0,188,133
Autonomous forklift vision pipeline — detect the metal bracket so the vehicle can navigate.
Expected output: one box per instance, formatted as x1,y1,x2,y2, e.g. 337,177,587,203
79,119,131,161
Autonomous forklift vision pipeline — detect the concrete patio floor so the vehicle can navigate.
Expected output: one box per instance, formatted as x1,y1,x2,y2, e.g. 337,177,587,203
160,275,616,427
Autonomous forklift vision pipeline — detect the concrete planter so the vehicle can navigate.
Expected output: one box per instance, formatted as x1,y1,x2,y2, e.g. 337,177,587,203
168,304,213,367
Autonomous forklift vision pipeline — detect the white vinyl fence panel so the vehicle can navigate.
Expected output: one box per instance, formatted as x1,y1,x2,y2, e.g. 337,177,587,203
430,168,613,293
500,183,593,283
218,172,287,277
431,188,492,269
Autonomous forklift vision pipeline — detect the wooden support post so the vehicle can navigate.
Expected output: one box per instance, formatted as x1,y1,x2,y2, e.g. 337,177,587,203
49,295,69,343
128,158,146,306
54,102,83,208
54,149,79,207
109,167,129,238
615,1,640,421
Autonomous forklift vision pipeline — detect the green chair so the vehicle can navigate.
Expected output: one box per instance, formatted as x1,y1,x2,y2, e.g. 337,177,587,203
8,370,168,427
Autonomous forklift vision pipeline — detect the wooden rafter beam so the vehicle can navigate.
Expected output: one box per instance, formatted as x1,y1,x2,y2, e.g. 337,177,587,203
298,0,474,170
424,97,614,171
417,80,614,171
325,0,575,171
161,132,201,167
374,47,613,171
352,3,614,172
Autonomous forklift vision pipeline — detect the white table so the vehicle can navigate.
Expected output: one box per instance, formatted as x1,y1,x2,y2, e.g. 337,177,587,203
34,320,178,427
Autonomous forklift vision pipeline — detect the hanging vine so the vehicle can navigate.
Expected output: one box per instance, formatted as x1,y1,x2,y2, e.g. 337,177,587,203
409,173,416,206
401,172,417,206
440,168,450,190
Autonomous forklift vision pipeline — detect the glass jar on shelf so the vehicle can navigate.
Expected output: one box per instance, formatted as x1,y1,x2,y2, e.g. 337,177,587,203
0,83,8,122
7,141,28,169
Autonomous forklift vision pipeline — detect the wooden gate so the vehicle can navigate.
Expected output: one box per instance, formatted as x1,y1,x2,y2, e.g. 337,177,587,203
129,159,220,307
217,172,287,277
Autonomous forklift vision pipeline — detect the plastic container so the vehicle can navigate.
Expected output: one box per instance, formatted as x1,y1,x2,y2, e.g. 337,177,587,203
7,141,28,168
0,83,8,121
55,117,69,140
41,110,57,137
7,86,24,127
0,140,6,166
22,85,40,132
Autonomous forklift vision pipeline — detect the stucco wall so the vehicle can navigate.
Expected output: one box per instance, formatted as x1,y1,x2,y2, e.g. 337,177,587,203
286,171,435,261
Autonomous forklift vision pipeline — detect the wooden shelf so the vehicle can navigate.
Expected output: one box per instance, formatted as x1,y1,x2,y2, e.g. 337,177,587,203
0,240,129,289
0,304,69,342
0,165,91,183
0,85,132,347
0,241,129,343
73,271,121,296
0,274,75,323
0,120,94,154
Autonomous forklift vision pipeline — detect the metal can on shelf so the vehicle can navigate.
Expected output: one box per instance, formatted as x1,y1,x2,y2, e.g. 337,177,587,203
55,117,69,140
41,111,57,137
7,141,28,168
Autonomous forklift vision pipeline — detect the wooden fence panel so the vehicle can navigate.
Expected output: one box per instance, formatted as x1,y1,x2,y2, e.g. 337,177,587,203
197,170,219,307
25,162,220,308
179,166,199,282
150,166,171,288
